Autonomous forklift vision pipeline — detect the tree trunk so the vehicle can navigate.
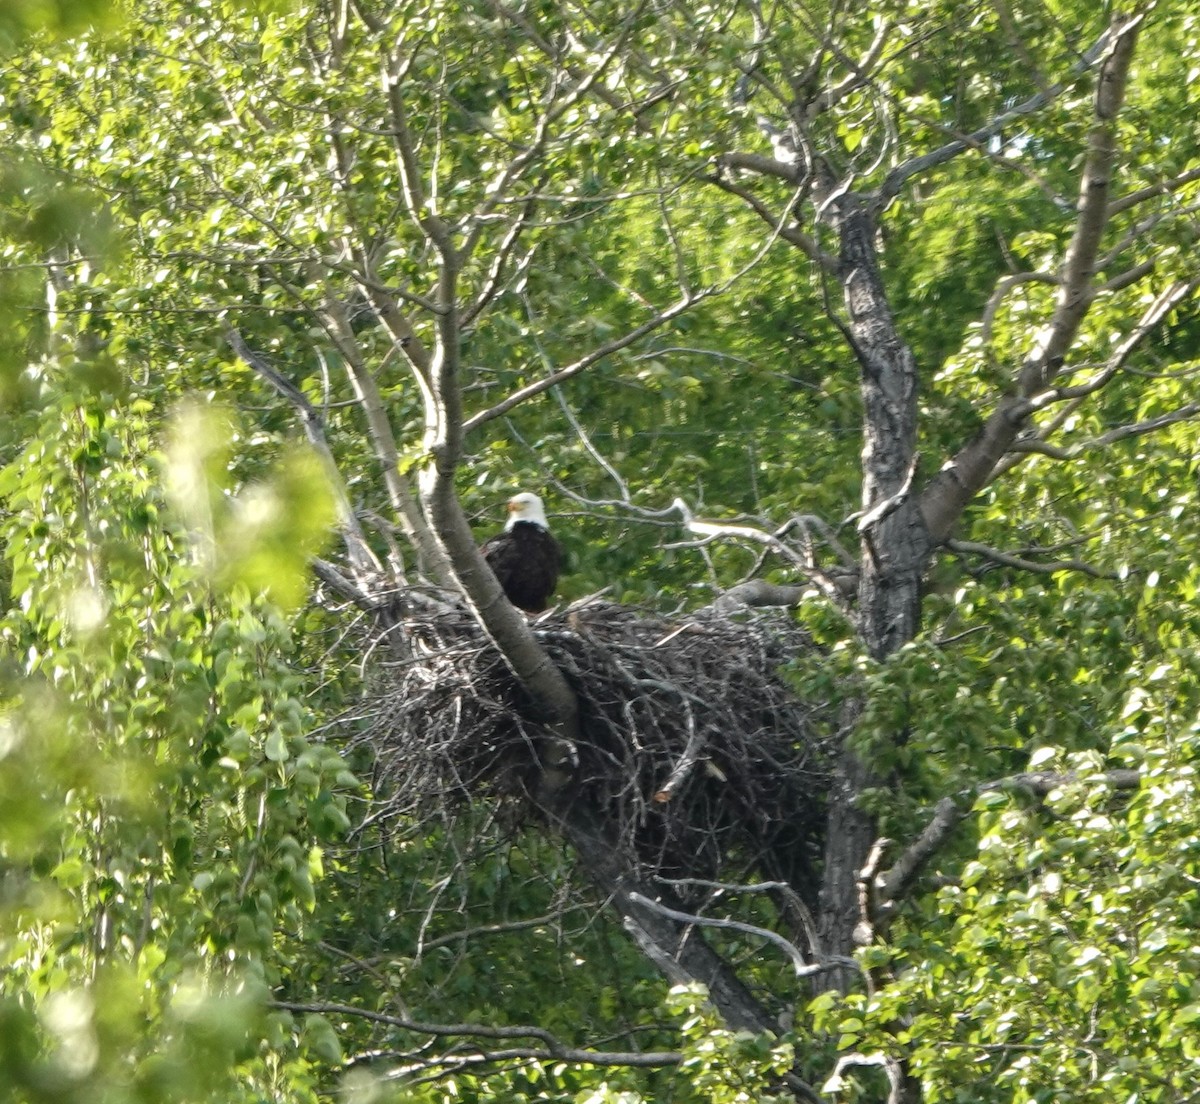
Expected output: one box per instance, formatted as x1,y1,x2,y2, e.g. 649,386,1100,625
815,189,928,967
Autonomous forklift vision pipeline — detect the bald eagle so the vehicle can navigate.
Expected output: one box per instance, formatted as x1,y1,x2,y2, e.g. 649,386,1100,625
481,492,562,613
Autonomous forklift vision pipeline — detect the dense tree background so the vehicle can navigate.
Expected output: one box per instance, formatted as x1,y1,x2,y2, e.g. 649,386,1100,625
2,1,1199,1102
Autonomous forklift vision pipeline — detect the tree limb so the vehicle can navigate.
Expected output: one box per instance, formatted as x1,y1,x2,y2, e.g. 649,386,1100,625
223,323,382,582
987,278,1198,477
672,497,848,607
874,768,1142,916
706,165,835,268
876,17,1129,208
945,538,1113,578
462,292,702,433
270,1000,681,1068
1107,164,1200,217
919,13,1143,543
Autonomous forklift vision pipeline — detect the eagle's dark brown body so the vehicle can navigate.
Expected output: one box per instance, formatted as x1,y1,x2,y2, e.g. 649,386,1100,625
481,520,562,613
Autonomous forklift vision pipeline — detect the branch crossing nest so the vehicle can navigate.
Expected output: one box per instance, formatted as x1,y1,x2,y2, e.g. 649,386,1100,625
357,598,833,897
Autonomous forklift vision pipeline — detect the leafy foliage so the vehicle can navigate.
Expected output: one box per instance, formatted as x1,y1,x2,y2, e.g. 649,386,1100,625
2,0,1200,1101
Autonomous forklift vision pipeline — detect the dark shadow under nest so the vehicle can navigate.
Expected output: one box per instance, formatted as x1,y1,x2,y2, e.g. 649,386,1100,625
354,598,835,902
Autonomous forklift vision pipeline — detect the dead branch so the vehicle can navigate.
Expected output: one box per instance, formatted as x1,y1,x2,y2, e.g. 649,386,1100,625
824,1052,906,1104
627,892,858,984
672,498,848,607
651,699,707,804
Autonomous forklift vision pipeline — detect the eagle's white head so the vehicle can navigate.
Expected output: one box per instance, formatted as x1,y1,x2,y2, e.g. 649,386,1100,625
504,491,549,531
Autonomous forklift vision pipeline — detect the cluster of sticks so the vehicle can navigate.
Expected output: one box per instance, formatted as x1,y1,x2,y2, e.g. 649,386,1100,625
357,597,835,892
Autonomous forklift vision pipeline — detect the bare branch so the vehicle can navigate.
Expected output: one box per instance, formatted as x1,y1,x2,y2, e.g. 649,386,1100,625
876,17,1130,207
463,292,702,433
270,1000,681,1069
718,148,805,183
945,538,1114,579
817,19,892,115
417,912,564,954
482,0,661,137
824,1051,906,1104
986,278,1198,478
627,893,858,990
224,324,383,582
1096,200,1200,273
651,700,706,804
311,556,377,611
462,199,539,327
671,497,848,607
1107,165,1200,217
1096,258,1157,294
706,166,835,268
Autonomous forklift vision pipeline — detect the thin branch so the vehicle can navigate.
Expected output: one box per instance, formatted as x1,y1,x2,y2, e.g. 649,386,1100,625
874,768,1142,915
706,166,835,268
627,892,858,982
271,1000,680,1068
463,292,703,433
945,538,1113,579
877,17,1128,207
816,18,892,115
671,497,848,607
1107,164,1200,217
1089,402,1200,448
417,912,563,954
987,278,1198,477
1097,258,1157,294
224,324,382,581
462,199,539,327
460,1,651,260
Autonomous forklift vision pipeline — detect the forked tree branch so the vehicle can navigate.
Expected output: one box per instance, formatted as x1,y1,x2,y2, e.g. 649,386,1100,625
874,768,1142,918
875,17,1130,208
919,13,1144,543
988,278,1197,479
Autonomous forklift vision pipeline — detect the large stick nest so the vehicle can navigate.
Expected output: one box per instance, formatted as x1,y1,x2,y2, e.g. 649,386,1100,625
356,598,834,896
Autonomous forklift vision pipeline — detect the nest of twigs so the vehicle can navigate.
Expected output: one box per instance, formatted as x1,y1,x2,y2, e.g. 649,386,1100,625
355,597,834,895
